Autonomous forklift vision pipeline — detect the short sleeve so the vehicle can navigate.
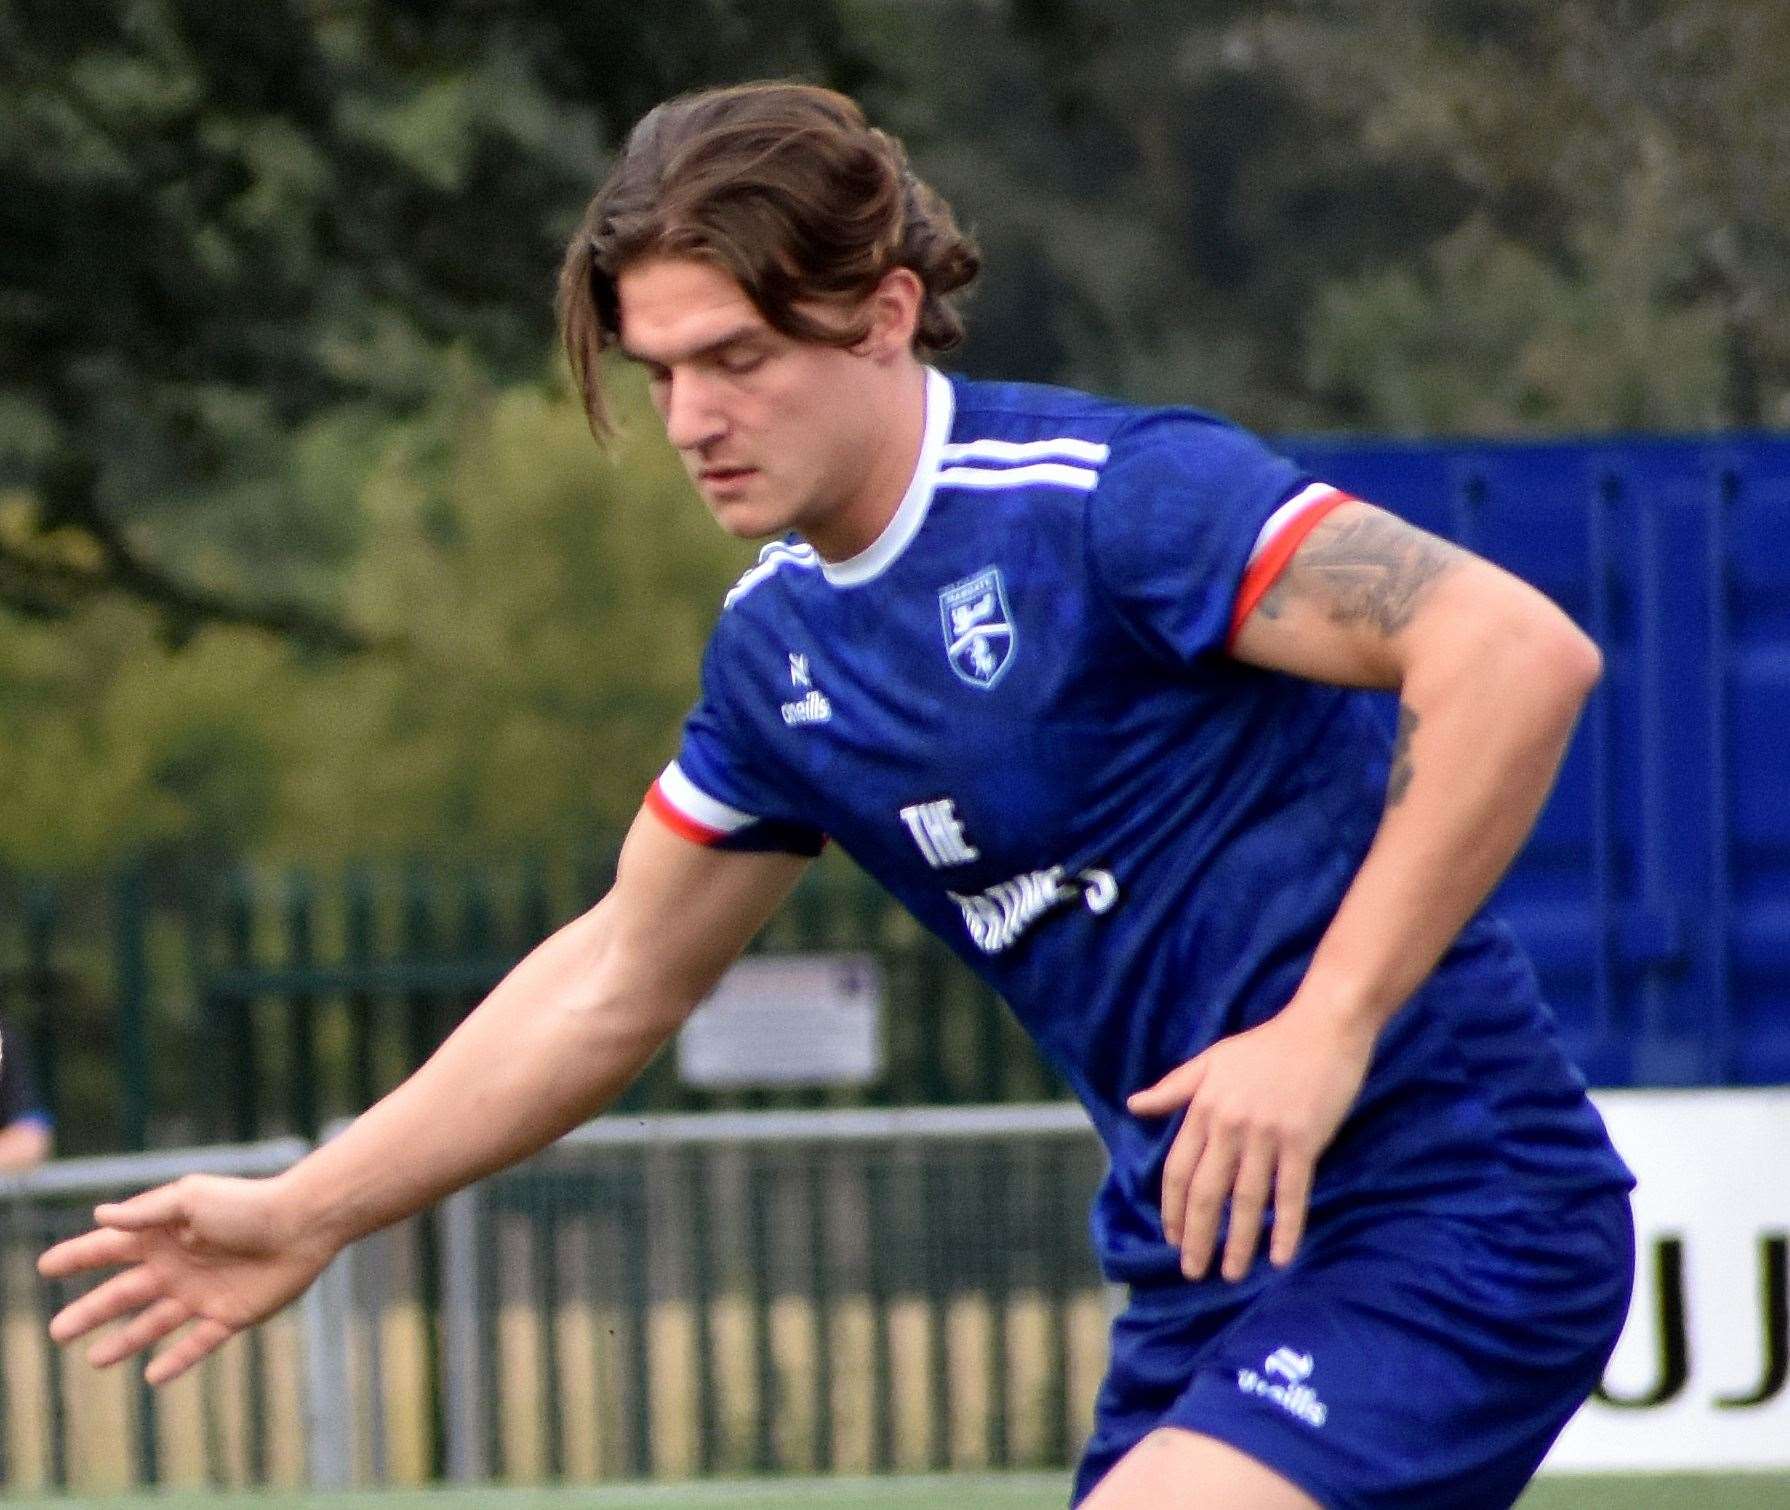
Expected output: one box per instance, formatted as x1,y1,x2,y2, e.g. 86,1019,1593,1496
1084,411,1353,663
645,638,827,857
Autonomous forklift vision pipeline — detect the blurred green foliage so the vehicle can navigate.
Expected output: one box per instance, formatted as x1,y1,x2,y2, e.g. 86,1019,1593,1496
2,0,1787,870
879,0,1788,434
0,365,746,870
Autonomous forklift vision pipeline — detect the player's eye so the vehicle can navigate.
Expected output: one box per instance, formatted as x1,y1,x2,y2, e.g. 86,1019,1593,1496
718,349,766,376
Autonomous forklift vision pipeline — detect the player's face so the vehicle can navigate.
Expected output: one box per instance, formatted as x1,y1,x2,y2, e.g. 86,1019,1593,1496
614,257,908,548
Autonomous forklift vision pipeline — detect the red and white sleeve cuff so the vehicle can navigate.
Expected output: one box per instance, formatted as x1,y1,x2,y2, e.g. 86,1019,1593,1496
644,761,756,846
1227,483,1357,646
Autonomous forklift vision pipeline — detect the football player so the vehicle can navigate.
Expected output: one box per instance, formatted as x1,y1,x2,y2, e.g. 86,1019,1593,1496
42,83,1633,1510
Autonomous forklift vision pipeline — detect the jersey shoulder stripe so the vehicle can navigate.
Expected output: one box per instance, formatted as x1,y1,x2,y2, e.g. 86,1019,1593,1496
723,540,819,609
939,436,1111,466
936,459,1103,493
940,380,1126,497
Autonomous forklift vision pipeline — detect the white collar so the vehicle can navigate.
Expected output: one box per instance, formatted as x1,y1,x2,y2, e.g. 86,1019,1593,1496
820,366,953,587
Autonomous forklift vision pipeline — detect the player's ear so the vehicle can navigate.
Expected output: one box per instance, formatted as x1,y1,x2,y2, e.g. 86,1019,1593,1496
855,267,923,361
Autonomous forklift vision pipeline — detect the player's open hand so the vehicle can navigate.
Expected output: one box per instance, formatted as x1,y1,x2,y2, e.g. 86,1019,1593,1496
37,1174,338,1385
1127,1004,1375,1283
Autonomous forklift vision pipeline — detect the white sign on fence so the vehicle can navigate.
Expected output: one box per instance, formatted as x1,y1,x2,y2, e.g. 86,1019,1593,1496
676,953,883,1089
1544,1089,1790,1473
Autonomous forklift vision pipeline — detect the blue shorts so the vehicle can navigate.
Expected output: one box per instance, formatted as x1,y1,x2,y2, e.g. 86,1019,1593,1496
1072,1186,1634,1509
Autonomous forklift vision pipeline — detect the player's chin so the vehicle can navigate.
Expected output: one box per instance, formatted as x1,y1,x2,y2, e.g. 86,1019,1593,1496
706,498,793,541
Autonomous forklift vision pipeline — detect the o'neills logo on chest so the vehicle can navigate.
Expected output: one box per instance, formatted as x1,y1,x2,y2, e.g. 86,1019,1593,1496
781,689,832,725
781,650,832,725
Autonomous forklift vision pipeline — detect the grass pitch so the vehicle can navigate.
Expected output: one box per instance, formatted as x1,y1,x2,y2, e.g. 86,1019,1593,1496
9,1470,1790,1508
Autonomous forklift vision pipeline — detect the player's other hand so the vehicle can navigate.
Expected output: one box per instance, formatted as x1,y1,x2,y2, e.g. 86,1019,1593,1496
1126,1004,1374,1283
37,1173,338,1385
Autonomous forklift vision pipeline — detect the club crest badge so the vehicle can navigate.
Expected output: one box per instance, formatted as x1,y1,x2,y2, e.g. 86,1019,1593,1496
939,567,1016,689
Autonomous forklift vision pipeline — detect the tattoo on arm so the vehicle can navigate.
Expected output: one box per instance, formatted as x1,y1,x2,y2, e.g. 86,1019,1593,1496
1387,703,1418,807
1256,509,1464,635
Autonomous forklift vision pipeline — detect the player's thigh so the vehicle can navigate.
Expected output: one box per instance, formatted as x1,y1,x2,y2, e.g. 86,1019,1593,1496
1080,1426,1320,1510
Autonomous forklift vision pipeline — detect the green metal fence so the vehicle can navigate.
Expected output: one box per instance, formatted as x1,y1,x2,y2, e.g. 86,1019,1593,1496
0,1138,312,1495
427,1108,1108,1488
0,851,1063,1157
0,1108,1110,1496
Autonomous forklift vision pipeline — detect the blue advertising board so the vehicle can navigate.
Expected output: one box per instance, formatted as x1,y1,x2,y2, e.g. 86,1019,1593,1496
1285,433,1790,1085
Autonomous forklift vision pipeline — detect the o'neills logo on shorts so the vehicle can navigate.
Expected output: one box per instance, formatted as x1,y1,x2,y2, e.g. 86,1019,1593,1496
1237,1346,1328,1427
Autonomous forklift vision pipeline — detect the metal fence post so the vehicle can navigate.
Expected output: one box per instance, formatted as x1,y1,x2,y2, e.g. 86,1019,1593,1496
112,865,151,1151
222,874,261,1142
344,864,378,1111
285,871,319,1141
302,1242,355,1489
439,1183,487,1484
111,865,159,1486
400,867,448,1477
23,886,61,1131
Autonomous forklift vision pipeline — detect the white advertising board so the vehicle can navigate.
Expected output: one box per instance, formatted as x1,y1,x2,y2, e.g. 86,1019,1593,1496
676,953,883,1088
1543,1089,1790,1473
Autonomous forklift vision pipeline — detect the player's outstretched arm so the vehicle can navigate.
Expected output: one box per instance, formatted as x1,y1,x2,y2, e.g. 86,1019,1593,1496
39,809,807,1383
1131,500,1601,1284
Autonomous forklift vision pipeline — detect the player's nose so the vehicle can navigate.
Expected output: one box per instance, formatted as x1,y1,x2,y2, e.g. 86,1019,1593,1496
661,370,728,452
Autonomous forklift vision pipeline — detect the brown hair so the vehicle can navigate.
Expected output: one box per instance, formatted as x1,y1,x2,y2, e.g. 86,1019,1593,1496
558,82,980,437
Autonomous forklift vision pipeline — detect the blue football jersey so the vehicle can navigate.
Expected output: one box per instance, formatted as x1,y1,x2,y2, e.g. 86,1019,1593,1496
648,368,1634,1286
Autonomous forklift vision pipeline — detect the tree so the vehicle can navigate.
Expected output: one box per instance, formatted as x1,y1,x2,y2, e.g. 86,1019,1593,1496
870,0,1790,434
0,0,867,645
1260,0,1790,430
0,365,752,873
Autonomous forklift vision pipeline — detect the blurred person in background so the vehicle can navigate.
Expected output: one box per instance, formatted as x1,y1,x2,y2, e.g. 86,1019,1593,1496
40,84,1633,1509
0,1009,54,1171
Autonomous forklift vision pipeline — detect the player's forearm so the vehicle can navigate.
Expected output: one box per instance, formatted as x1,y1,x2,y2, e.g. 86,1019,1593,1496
1292,609,1601,1038
275,900,690,1249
